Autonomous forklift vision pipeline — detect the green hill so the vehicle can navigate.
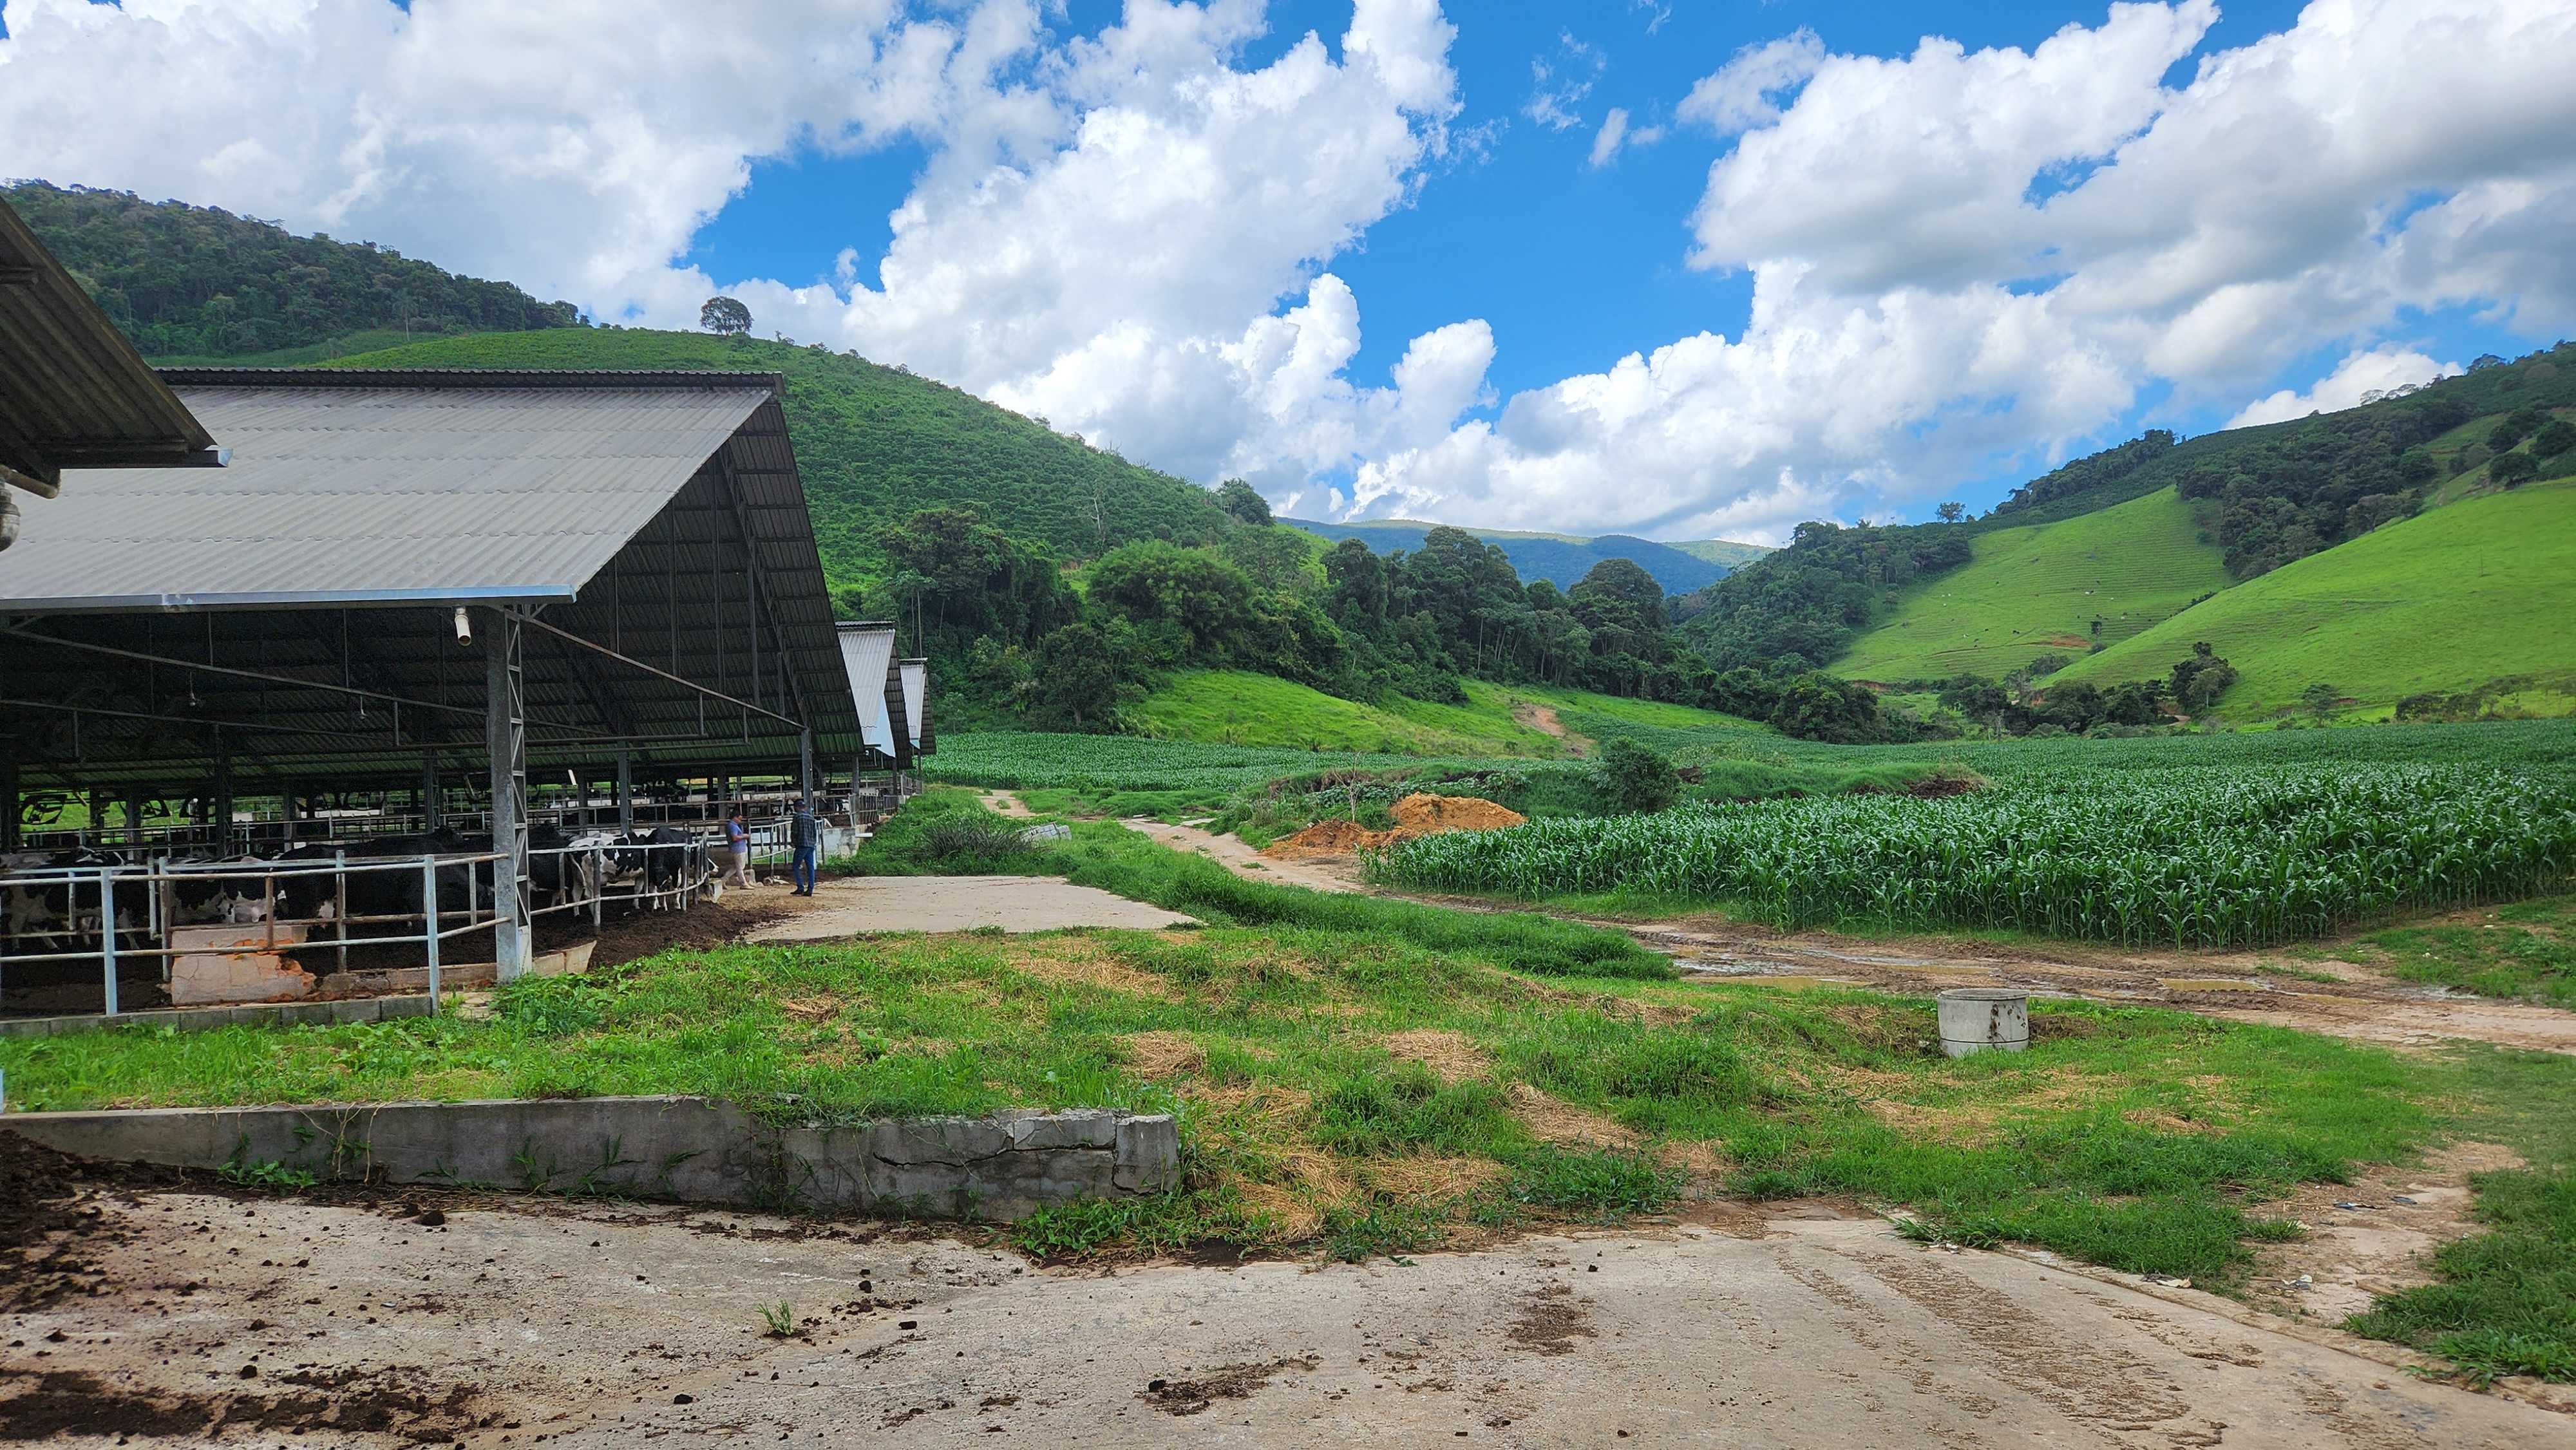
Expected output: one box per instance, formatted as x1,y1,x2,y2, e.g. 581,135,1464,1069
1282,516,1765,595
9,181,580,358
330,330,1234,591
1126,670,1762,756
1669,539,1774,569
2050,475,2576,720
1693,345,2576,675
1832,487,2233,682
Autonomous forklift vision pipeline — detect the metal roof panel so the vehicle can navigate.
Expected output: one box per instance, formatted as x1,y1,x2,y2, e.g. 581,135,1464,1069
0,379,769,610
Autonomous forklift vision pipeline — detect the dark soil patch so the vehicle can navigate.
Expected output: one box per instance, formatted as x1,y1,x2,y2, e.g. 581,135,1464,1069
0,1133,140,1312
1504,1282,1596,1356
587,892,802,970
1136,1355,1319,1416
0,1366,476,1443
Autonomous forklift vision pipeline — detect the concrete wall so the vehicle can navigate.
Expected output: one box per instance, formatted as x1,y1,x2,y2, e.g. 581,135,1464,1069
1,1096,1179,1222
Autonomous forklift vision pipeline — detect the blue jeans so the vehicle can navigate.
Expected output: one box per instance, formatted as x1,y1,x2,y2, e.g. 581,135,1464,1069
793,848,817,892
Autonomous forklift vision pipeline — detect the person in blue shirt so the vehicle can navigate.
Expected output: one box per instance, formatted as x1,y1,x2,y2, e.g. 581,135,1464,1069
790,799,819,896
723,813,753,889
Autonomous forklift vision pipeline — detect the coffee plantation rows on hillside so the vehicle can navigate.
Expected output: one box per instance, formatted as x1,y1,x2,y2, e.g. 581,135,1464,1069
1370,762,2576,948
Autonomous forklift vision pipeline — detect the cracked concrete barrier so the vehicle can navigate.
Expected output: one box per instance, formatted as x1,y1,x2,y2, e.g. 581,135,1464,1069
0,1097,1177,1221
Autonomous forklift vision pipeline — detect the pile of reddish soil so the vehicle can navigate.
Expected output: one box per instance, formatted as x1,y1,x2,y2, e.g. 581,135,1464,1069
1262,795,1526,858
1391,793,1527,832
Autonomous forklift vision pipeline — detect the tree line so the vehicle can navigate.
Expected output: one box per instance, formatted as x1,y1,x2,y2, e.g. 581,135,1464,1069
859,496,1927,744
10,181,580,357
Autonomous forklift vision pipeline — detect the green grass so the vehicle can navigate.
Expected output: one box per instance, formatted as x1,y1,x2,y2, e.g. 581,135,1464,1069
2345,894,2576,1010
1833,486,2233,683
2053,477,2576,720
331,329,1235,590
1126,671,1572,757
2351,1047,2576,1384
0,804,2481,1289
855,789,1665,981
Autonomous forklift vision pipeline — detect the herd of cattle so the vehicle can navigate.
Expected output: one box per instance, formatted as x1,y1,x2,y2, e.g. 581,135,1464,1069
1,825,719,959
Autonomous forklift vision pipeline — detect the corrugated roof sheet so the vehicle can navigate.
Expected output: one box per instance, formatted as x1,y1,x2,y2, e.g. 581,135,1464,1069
899,660,927,751
838,623,898,755
0,196,219,493
0,376,768,610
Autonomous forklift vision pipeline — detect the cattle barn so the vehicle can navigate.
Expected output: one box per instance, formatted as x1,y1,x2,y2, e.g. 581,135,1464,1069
1,367,878,1016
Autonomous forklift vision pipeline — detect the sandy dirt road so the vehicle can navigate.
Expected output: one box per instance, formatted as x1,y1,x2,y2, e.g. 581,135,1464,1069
7,1159,2567,1448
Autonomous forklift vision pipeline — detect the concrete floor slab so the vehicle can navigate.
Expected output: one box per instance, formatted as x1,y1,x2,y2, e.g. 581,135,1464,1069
746,874,1197,940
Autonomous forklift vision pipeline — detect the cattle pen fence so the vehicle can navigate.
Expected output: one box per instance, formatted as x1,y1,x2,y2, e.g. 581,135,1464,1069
0,822,802,1020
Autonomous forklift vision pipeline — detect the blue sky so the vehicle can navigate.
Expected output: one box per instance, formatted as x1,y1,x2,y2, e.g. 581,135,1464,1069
675,0,2562,525
5,0,2571,538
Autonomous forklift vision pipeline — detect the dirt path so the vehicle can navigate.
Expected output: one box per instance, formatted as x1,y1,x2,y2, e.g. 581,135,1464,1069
9,1170,2562,1447
1110,819,2576,1056
980,790,1035,818
1510,700,1588,757
1119,817,1367,895
748,874,1195,938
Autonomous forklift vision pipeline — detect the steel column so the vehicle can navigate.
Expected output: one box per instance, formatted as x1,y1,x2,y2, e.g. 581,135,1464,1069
799,730,815,805
616,748,633,833
482,607,532,982
0,753,17,852
211,730,234,855
422,749,443,830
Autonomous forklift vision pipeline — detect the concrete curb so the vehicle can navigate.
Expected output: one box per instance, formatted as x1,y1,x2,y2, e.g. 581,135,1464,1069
0,993,436,1039
1,1096,1180,1221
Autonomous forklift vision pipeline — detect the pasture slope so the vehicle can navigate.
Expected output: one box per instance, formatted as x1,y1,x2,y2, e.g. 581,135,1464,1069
1125,670,1761,757
2053,474,2576,719
1833,485,2231,682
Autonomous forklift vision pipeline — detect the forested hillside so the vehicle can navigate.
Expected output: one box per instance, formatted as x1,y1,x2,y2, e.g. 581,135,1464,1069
8,182,580,359
1686,343,2576,690
1283,517,1763,595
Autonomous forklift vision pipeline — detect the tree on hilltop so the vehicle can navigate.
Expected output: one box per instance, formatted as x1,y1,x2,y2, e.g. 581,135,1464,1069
699,296,752,337
1214,478,1272,526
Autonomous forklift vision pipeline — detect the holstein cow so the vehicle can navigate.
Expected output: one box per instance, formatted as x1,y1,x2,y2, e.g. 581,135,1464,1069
2,849,137,957
612,827,718,910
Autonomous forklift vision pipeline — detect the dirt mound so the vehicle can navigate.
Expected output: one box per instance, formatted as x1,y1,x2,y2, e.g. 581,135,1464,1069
1391,793,1527,832
1262,795,1525,858
1265,818,1389,855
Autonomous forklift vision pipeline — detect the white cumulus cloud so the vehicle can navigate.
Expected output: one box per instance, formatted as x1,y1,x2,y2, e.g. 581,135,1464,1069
3,0,2572,543
2225,346,2461,429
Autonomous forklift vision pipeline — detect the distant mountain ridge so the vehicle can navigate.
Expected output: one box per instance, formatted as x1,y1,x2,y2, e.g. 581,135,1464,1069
1283,517,1769,595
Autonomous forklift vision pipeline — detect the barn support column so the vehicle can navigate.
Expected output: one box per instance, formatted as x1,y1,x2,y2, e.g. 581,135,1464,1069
1,754,19,852
122,787,146,847
481,607,532,983
421,751,442,831
615,749,633,833
799,730,815,806
211,730,234,855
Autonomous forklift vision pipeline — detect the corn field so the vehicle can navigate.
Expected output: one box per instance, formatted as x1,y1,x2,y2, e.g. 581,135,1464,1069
1368,764,2576,948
